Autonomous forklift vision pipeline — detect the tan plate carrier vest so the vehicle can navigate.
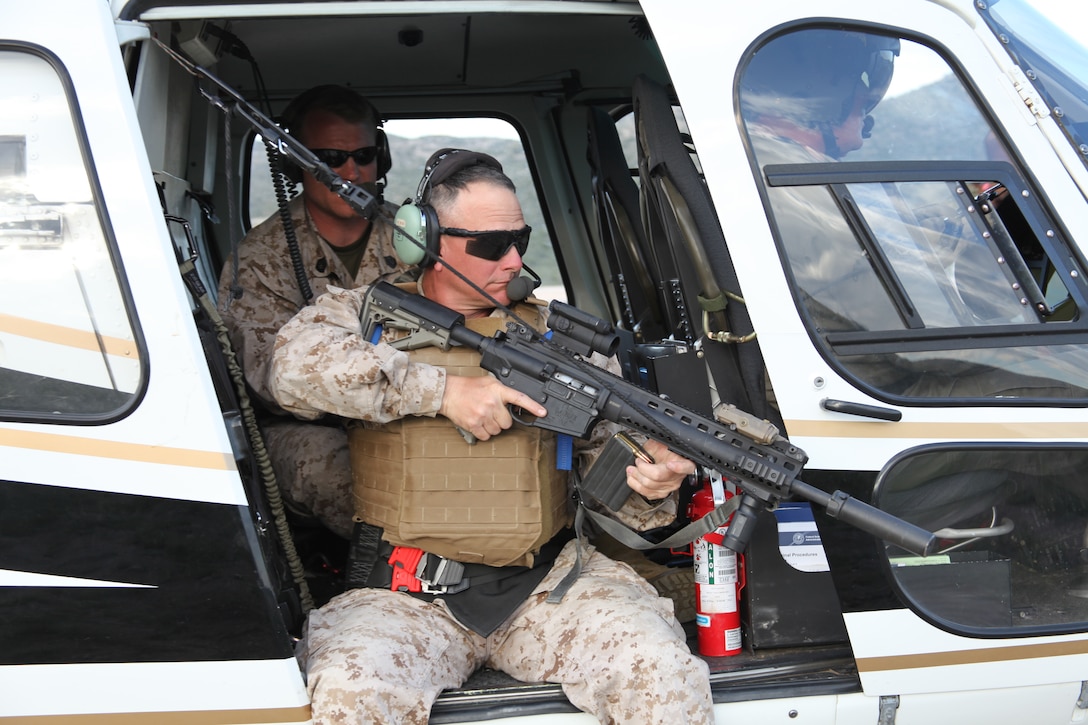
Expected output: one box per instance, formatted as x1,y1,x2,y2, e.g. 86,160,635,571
348,299,572,568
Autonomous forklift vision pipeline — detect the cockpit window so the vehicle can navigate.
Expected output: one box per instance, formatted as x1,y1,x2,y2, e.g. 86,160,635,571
739,27,1088,402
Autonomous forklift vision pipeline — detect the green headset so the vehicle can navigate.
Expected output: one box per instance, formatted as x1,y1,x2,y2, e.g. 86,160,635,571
392,148,503,267
278,85,392,184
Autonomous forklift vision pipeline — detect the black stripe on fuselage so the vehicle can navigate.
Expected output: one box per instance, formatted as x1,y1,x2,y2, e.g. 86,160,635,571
0,479,294,664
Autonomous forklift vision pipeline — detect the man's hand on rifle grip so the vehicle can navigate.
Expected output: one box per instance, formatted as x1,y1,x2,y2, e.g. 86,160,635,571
439,374,547,442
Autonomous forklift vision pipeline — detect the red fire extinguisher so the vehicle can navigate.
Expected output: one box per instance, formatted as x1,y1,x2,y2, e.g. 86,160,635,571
688,477,745,657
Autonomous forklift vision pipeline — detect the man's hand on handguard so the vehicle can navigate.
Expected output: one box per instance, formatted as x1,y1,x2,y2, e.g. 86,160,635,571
625,439,695,501
439,374,548,441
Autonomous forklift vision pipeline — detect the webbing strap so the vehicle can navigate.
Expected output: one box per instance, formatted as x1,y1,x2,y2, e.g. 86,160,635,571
545,478,741,605
546,505,587,604
582,494,740,552
345,520,384,589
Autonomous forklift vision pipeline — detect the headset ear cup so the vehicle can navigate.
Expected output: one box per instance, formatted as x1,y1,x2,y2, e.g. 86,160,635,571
392,201,441,267
420,203,441,267
393,202,429,265
375,128,392,179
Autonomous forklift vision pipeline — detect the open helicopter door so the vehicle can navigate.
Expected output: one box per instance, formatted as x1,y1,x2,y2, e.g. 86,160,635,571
0,2,308,722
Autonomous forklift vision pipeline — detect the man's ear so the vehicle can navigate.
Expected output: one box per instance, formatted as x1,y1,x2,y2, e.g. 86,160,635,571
431,237,449,269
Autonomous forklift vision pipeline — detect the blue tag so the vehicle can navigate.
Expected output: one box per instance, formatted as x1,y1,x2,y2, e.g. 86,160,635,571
556,433,573,471
541,331,572,469
369,323,383,344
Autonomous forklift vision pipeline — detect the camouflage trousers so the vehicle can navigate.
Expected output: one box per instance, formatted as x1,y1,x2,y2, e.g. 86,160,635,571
299,540,715,724
262,419,355,539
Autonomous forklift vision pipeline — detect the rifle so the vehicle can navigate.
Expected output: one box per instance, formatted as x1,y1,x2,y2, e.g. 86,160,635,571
362,281,937,557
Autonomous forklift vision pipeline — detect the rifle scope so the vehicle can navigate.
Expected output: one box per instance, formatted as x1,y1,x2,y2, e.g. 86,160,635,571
547,301,620,358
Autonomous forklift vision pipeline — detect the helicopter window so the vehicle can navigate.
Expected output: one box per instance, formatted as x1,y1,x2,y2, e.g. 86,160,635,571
777,172,1063,333
740,27,1088,402
875,444,1088,636
0,49,141,420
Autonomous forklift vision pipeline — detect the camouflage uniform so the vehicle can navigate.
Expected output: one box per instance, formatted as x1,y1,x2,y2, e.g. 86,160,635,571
270,285,714,725
217,196,413,538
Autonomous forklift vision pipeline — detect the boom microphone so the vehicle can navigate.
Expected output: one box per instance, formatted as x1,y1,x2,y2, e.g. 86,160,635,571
506,277,538,302
506,263,542,302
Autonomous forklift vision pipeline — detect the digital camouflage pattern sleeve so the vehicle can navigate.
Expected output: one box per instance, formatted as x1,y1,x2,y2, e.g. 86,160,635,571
217,196,412,411
270,284,678,530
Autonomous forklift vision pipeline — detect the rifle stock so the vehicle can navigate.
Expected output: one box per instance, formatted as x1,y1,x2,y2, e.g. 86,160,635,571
363,281,937,557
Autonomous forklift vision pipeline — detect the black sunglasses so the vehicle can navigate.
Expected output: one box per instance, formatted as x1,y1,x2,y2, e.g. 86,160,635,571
440,225,532,261
309,146,379,168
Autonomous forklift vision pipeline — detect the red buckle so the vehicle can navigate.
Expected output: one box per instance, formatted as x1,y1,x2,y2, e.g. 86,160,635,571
388,546,424,592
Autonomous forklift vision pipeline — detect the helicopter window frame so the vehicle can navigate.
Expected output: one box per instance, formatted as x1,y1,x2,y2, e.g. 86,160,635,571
0,43,147,424
762,157,1088,403
875,441,1088,639
739,24,1088,404
764,159,1088,354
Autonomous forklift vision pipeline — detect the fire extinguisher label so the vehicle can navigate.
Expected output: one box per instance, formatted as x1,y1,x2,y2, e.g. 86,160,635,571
694,538,739,613
694,538,738,585
698,582,737,612
725,626,743,652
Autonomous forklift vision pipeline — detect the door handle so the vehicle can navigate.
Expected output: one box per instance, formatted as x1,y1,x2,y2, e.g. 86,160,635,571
820,398,902,422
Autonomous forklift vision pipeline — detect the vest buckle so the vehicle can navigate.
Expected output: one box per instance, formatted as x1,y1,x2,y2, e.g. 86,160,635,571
388,547,469,595
419,554,468,594
388,546,424,592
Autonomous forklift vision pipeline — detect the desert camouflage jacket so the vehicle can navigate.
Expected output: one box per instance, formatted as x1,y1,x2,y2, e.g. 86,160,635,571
217,195,413,412
269,283,679,530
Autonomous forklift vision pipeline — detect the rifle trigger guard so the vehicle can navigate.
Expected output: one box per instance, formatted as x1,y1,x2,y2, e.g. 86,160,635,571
509,404,541,428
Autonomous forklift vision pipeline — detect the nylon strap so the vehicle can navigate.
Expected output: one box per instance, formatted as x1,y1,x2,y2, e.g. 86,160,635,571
546,477,741,605
581,494,739,552
345,520,384,589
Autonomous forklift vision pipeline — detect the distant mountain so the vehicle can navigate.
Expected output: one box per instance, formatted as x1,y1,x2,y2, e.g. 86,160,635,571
851,74,992,162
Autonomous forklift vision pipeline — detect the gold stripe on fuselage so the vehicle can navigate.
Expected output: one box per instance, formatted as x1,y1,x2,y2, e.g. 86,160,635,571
0,313,138,359
786,419,1088,440
857,638,1088,672
0,705,310,724
0,428,234,470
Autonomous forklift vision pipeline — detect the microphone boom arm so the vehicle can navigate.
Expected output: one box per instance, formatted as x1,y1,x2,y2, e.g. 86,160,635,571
153,37,381,221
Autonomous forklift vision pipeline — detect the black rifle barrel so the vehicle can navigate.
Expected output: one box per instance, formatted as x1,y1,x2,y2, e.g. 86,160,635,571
794,480,936,556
